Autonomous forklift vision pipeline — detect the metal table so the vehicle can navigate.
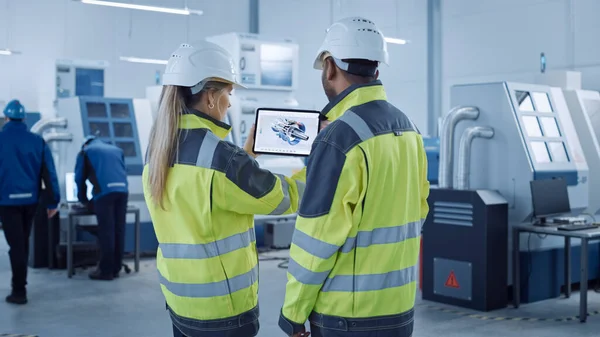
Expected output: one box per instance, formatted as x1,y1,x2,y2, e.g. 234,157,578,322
512,224,600,322
67,205,141,278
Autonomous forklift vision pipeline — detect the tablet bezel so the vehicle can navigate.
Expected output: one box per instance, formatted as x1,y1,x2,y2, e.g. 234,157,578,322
252,107,322,157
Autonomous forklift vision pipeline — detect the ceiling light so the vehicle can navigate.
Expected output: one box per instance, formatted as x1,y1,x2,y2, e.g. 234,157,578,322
120,56,168,65
385,37,408,45
79,0,203,16
0,49,21,56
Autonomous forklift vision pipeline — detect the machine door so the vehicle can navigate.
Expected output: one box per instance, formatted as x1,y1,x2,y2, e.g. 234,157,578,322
78,97,144,175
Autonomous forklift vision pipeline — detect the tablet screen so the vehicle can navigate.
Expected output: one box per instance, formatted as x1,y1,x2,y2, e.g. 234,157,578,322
254,108,320,156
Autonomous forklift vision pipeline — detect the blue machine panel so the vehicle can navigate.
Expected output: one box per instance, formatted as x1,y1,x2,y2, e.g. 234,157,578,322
75,68,104,97
78,97,144,175
25,112,41,130
423,137,440,185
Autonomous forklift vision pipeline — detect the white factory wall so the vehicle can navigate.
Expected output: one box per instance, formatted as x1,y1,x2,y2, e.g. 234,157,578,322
259,0,429,134
442,0,600,115
0,0,249,117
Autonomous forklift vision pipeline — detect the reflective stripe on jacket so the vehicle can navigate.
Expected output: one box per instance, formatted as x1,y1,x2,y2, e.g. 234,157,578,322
143,110,305,323
279,80,430,335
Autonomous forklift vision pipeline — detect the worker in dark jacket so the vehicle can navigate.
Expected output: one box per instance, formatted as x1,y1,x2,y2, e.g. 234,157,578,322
75,136,129,281
0,99,61,305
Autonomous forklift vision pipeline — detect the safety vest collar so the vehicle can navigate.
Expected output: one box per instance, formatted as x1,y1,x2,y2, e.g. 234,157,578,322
320,80,387,121
179,109,232,140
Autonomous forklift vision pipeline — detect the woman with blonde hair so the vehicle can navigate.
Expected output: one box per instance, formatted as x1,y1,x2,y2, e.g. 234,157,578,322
143,42,305,337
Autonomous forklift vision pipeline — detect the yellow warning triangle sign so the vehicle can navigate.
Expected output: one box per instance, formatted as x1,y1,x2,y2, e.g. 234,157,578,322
445,270,460,289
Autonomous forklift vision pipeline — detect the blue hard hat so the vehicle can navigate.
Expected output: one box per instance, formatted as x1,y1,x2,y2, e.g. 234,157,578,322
3,100,26,119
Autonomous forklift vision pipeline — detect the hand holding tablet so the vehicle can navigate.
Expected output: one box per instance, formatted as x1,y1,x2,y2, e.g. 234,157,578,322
253,108,321,157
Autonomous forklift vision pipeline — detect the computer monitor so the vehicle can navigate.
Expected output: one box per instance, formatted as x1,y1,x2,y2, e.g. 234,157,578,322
530,178,571,224
65,172,93,203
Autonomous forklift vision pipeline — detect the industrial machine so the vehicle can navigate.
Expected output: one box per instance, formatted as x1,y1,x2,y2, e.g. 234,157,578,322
423,82,591,308
423,137,440,185
56,59,108,99
205,33,306,246
55,96,156,254
206,33,305,176
561,89,600,216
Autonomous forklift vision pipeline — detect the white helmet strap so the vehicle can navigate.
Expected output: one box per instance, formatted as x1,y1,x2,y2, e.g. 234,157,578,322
331,56,378,77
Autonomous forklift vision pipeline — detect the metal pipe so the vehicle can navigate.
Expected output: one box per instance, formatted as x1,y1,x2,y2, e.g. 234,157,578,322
455,126,494,190
438,106,480,189
43,132,73,143
31,117,68,134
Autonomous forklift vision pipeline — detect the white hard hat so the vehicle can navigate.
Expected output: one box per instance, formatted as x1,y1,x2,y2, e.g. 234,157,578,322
314,17,389,70
162,41,245,93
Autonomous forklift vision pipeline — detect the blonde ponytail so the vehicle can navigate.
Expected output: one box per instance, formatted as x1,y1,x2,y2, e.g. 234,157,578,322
146,85,186,209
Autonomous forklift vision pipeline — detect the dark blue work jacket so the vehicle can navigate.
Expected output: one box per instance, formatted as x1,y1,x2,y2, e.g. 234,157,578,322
0,121,61,208
75,139,128,203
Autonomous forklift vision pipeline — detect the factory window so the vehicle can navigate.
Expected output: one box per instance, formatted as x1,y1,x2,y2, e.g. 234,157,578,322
530,141,551,163
522,116,542,137
540,117,561,137
113,122,134,138
548,142,569,162
515,91,534,112
116,141,137,157
532,92,552,113
88,122,110,137
110,103,131,119
86,102,107,118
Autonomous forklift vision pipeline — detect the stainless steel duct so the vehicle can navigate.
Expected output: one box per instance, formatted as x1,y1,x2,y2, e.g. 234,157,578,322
43,132,73,143
455,126,494,190
31,117,68,134
438,106,480,189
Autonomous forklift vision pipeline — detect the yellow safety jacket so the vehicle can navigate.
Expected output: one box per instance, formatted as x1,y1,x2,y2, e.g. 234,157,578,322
143,110,305,323
279,80,430,334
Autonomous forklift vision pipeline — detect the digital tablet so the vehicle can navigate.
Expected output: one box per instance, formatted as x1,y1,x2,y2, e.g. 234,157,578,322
253,108,321,157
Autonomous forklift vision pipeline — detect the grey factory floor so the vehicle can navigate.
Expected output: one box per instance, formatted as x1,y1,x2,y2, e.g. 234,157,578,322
1,239,600,337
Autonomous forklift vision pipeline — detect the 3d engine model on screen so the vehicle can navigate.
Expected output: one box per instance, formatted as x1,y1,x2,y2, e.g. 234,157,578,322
271,118,309,145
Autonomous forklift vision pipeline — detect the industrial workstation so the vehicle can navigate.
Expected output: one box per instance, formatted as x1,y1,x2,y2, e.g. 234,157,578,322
1,0,600,336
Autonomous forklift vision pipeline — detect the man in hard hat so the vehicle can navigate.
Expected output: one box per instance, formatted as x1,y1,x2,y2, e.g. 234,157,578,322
279,17,430,337
0,100,61,305
75,136,129,281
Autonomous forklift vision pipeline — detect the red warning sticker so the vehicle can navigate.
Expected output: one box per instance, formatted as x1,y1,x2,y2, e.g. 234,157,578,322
445,270,460,289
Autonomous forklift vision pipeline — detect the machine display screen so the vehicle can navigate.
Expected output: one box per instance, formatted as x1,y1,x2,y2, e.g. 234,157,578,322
522,116,542,137
65,172,93,203
530,141,551,163
548,142,569,162
515,91,534,111
253,108,320,156
260,44,294,87
532,92,553,112
540,117,561,137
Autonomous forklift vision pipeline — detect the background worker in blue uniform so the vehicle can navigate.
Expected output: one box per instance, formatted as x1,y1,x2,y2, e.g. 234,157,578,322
279,17,430,337
0,100,61,305
75,136,129,281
